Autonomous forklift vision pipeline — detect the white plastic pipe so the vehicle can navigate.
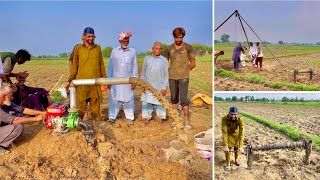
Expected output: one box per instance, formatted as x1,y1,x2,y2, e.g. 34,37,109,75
70,77,131,108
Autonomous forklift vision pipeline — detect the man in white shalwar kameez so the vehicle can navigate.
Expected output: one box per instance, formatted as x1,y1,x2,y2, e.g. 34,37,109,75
249,42,257,66
141,42,168,125
107,32,138,125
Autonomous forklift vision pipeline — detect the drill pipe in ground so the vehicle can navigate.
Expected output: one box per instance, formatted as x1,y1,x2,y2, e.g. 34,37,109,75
246,140,313,169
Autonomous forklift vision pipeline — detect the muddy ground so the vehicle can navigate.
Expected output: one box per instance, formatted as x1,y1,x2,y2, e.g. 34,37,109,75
215,53,320,91
0,61,213,179
214,103,320,180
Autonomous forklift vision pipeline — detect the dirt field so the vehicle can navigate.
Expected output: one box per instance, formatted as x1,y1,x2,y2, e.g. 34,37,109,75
215,53,320,91
214,103,320,180
214,76,278,91
224,102,320,136
0,61,213,179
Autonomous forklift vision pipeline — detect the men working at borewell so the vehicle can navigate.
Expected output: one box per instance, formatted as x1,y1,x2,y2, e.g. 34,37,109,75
232,43,245,71
66,27,106,128
214,50,224,65
221,106,245,171
0,86,47,155
140,42,169,125
107,32,138,125
164,27,196,130
248,42,257,67
0,49,31,86
13,76,52,111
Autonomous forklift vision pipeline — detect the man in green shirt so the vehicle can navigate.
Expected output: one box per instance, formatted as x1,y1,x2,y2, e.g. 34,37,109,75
66,27,106,127
164,27,196,130
0,49,31,86
221,106,245,171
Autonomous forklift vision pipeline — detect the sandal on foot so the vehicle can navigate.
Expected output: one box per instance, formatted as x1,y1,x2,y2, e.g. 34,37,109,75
225,166,231,171
0,146,10,155
184,124,192,130
144,120,150,125
235,161,241,166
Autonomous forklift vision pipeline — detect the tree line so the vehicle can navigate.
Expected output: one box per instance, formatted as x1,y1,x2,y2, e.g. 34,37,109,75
34,43,212,59
215,33,320,46
214,96,320,102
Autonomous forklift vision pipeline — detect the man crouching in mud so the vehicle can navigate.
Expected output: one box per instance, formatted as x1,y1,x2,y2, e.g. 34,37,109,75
221,106,244,171
0,86,47,155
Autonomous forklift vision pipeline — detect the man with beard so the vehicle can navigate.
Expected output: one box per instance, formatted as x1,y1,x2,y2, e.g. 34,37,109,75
13,76,52,111
140,42,168,125
0,49,31,86
107,32,138,125
66,27,106,127
221,106,245,171
164,27,196,130
0,86,47,155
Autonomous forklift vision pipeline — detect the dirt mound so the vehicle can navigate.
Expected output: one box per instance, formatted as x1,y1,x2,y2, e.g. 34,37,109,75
215,53,320,91
0,99,213,179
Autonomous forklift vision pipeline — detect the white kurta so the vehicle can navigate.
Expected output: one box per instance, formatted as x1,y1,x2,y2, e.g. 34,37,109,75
108,47,138,102
107,47,138,120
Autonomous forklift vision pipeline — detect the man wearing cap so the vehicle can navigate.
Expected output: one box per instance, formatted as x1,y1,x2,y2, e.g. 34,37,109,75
107,32,138,125
221,106,245,171
66,27,106,127
164,27,196,130
0,49,31,86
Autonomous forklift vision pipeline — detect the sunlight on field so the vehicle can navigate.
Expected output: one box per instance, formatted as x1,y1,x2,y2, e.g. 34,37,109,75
214,44,320,60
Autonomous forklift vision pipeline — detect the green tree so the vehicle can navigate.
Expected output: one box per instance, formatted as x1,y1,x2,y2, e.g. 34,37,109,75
59,52,68,58
232,96,238,102
102,46,113,57
145,50,152,56
281,96,290,102
191,44,208,56
278,40,284,45
221,34,230,43
160,44,169,56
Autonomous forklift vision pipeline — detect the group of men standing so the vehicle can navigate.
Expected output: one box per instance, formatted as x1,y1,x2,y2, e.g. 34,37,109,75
214,42,264,71
232,42,263,71
67,27,196,130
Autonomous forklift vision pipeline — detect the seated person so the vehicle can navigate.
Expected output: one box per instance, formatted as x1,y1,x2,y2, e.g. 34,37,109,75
0,86,47,154
12,76,52,111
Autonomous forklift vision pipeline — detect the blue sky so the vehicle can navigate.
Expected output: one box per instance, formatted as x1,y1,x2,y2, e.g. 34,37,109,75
214,1,320,44
0,1,212,56
215,92,320,101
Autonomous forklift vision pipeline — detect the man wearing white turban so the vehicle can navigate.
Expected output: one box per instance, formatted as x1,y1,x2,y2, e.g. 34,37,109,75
107,32,138,125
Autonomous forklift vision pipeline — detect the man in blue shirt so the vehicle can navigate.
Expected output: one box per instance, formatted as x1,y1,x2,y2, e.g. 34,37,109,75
140,42,169,125
232,43,245,71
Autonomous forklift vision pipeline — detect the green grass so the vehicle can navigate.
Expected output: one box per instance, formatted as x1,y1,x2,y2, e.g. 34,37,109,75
215,44,320,60
240,111,301,141
224,101,320,106
239,110,320,148
215,68,320,91
50,91,65,103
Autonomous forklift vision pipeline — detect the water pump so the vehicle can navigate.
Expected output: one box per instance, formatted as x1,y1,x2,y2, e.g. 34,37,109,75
45,103,93,142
